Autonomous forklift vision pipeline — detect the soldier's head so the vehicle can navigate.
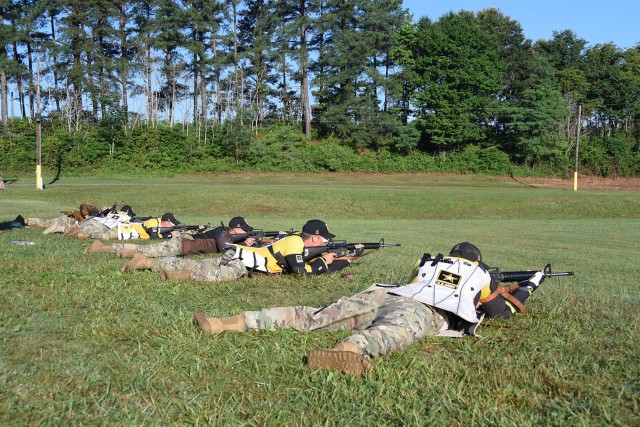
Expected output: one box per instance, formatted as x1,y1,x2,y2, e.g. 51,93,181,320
228,216,253,234
301,219,335,246
161,212,180,227
120,205,136,218
449,242,482,263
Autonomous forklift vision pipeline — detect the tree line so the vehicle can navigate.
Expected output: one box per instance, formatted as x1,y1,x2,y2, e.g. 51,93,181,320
1,1,639,176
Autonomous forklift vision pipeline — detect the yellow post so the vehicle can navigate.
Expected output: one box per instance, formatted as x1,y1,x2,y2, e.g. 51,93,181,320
36,165,43,189
573,171,578,191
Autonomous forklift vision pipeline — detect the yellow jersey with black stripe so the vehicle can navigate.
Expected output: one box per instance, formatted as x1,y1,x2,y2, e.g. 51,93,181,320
231,235,328,275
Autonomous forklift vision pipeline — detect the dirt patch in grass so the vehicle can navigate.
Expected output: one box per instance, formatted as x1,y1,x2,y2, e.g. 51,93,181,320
495,175,640,191
320,172,640,190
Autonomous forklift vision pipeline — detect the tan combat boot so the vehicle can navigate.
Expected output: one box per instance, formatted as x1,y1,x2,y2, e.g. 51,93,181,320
193,312,246,334
307,341,373,376
160,270,193,281
84,240,113,253
122,253,155,272
116,247,139,258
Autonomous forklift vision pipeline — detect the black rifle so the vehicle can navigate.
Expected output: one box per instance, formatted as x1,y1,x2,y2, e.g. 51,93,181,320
97,201,122,217
156,224,210,235
233,228,297,244
489,264,574,283
304,238,401,259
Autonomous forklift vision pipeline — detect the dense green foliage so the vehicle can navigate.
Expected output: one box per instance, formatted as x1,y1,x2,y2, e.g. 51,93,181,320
1,175,639,425
1,118,638,177
1,2,639,176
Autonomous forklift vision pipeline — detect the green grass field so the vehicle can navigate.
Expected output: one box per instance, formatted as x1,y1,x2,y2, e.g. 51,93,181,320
1,174,639,425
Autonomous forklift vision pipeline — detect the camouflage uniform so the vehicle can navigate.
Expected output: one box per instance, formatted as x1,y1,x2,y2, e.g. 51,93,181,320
28,215,74,229
76,218,119,239
243,285,446,357
151,250,246,282
110,234,187,257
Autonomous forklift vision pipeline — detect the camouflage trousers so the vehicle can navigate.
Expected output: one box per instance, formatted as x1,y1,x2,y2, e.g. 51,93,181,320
110,234,187,257
77,219,118,239
152,250,246,282
29,215,74,229
27,217,56,228
243,286,446,357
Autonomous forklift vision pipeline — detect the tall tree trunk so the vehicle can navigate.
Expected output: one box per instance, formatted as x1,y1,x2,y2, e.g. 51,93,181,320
383,53,389,113
213,37,221,122
26,40,34,119
119,3,128,121
193,65,198,123
70,3,84,119
49,10,60,112
146,42,152,124
11,37,26,119
299,0,311,138
171,65,175,127
165,51,174,125
86,54,99,120
1,68,7,124
200,50,207,123
21,0,35,119
0,7,6,123
97,31,106,119
232,1,238,107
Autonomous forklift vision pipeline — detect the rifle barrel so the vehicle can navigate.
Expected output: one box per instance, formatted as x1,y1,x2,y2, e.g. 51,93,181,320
491,270,574,283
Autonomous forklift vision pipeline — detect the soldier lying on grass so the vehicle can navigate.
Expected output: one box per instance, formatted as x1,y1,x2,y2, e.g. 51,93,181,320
85,216,263,258
193,242,547,375
122,219,365,281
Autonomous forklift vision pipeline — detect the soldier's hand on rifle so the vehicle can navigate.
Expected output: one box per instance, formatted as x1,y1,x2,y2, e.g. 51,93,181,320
244,237,256,246
322,252,338,264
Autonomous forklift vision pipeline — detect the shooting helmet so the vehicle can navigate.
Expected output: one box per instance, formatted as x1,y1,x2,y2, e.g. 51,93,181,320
302,219,336,240
229,216,253,232
449,242,482,263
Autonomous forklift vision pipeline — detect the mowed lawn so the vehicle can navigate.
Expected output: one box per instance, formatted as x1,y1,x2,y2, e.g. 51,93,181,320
1,173,639,425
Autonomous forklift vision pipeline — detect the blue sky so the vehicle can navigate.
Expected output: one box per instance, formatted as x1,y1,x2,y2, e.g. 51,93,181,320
402,0,639,50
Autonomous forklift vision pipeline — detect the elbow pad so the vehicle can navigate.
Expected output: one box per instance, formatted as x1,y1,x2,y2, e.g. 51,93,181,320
307,258,328,275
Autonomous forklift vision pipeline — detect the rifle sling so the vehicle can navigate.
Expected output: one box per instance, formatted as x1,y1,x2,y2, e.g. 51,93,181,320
236,247,259,278
267,246,287,271
478,285,526,313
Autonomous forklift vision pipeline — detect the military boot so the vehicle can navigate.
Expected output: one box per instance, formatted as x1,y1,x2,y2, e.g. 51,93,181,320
84,240,113,253
122,253,155,272
307,341,373,376
193,312,246,334
160,270,193,281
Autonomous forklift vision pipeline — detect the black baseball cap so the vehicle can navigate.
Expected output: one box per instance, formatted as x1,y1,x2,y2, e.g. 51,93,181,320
229,216,253,232
121,205,136,217
449,242,482,262
161,212,180,225
302,219,336,240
